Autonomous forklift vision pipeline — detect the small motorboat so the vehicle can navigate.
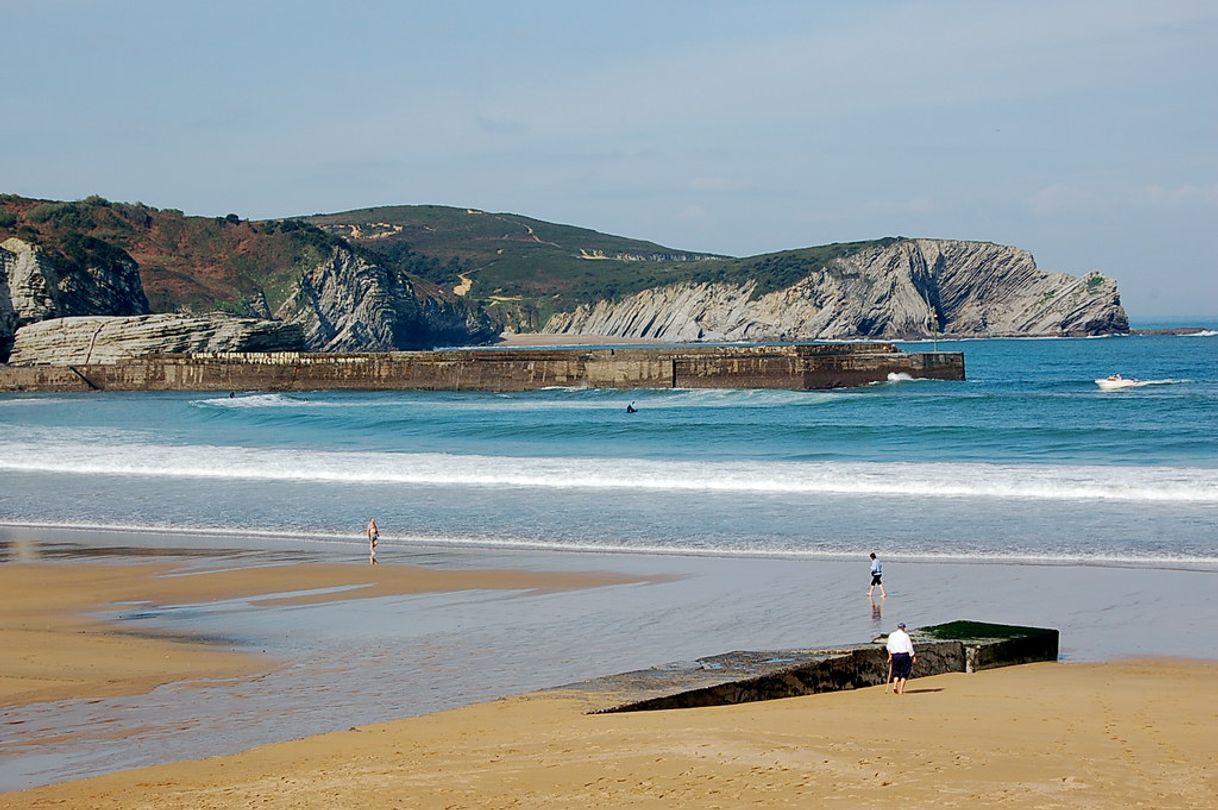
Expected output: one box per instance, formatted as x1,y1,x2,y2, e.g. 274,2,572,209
1095,373,1138,390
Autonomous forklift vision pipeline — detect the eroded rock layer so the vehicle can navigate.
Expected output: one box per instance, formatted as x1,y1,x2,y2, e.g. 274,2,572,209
543,239,1128,341
276,245,496,352
0,237,149,359
8,314,304,366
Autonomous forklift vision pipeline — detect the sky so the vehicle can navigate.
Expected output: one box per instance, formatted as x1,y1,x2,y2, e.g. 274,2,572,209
3,0,1215,320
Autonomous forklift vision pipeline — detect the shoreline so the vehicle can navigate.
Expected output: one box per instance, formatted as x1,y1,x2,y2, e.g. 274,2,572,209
4,657,1215,808
0,562,271,709
0,559,650,709
6,520,1216,572
4,526,1218,799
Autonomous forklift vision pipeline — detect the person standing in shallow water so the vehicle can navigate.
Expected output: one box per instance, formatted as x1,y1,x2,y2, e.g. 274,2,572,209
366,517,379,565
867,552,886,598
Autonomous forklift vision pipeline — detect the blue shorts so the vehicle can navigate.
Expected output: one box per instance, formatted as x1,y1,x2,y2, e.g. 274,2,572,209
891,652,912,679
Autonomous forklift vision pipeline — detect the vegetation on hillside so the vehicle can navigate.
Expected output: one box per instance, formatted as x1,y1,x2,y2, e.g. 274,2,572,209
1,194,899,333
0,195,439,317
305,204,894,328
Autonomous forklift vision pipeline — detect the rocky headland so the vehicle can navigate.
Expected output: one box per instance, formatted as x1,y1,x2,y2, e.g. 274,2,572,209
542,239,1127,341
1,194,1132,366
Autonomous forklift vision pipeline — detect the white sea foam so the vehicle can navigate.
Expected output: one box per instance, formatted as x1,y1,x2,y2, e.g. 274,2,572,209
1,437,1215,504
1131,378,1190,387
0,397,63,406
188,388,840,411
193,393,312,408
1095,378,1190,390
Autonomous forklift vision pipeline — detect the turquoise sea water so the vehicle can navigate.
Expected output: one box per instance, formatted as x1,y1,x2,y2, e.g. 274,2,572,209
2,331,1217,790
1,332,1215,566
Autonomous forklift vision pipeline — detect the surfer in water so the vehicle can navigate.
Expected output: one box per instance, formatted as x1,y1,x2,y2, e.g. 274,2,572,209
626,401,637,414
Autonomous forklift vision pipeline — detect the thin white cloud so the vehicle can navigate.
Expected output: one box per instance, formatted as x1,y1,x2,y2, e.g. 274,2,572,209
1028,183,1103,214
1139,183,1218,206
676,204,710,224
1029,181,1218,213
688,176,748,192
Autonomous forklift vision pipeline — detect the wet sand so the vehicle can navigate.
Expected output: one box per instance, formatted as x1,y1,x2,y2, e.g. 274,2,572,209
4,658,1215,809
0,561,645,708
4,537,1218,806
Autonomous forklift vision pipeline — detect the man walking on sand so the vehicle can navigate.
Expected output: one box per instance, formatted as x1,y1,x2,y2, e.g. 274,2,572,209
867,552,886,598
886,622,916,694
366,517,379,565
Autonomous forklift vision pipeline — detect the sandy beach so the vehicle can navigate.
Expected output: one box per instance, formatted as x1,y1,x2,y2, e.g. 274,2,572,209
5,654,1215,808
0,560,644,708
1,553,1216,807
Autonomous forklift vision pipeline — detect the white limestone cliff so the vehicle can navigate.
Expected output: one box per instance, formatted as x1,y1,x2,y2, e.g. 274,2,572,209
0,237,149,358
542,239,1127,340
8,313,305,366
276,245,497,351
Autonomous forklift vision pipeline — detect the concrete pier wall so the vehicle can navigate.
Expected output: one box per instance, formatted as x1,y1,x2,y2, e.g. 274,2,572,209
0,343,964,392
569,621,1058,713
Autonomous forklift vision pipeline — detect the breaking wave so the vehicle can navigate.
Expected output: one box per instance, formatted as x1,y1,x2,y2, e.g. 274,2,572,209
1,437,1214,504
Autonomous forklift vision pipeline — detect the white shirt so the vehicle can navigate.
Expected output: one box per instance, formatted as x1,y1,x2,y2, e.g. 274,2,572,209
886,628,915,655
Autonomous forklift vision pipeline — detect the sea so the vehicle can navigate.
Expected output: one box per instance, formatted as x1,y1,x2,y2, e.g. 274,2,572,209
2,332,1215,566
1,331,1216,789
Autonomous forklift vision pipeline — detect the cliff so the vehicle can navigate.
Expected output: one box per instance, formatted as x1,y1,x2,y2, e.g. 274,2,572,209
7,314,305,366
1,236,149,359
1,196,1132,353
276,245,497,351
542,239,1128,340
0,197,497,356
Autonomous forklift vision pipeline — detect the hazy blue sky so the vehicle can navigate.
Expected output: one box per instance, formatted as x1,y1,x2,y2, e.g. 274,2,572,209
4,1,1215,319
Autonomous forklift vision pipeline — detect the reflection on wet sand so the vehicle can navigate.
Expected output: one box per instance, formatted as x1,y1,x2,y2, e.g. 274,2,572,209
0,540,658,790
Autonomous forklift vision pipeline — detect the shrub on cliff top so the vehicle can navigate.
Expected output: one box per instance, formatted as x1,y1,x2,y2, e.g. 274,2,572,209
26,201,96,230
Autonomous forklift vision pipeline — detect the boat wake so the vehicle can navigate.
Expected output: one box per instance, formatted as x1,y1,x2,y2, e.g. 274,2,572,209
1095,378,1189,391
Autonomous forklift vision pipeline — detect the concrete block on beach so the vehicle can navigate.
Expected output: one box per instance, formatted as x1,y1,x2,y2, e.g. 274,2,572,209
570,620,1058,713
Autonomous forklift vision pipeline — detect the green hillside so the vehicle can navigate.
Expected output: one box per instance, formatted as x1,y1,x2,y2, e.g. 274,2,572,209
305,205,893,328
2,194,900,334
0,194,440,317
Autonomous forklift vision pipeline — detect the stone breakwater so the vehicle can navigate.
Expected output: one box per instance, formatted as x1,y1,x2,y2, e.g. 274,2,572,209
0,343,963,392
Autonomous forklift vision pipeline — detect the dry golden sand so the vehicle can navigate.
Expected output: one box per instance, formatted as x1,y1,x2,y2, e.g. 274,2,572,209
3,563,1216,808
6,660,1216,809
